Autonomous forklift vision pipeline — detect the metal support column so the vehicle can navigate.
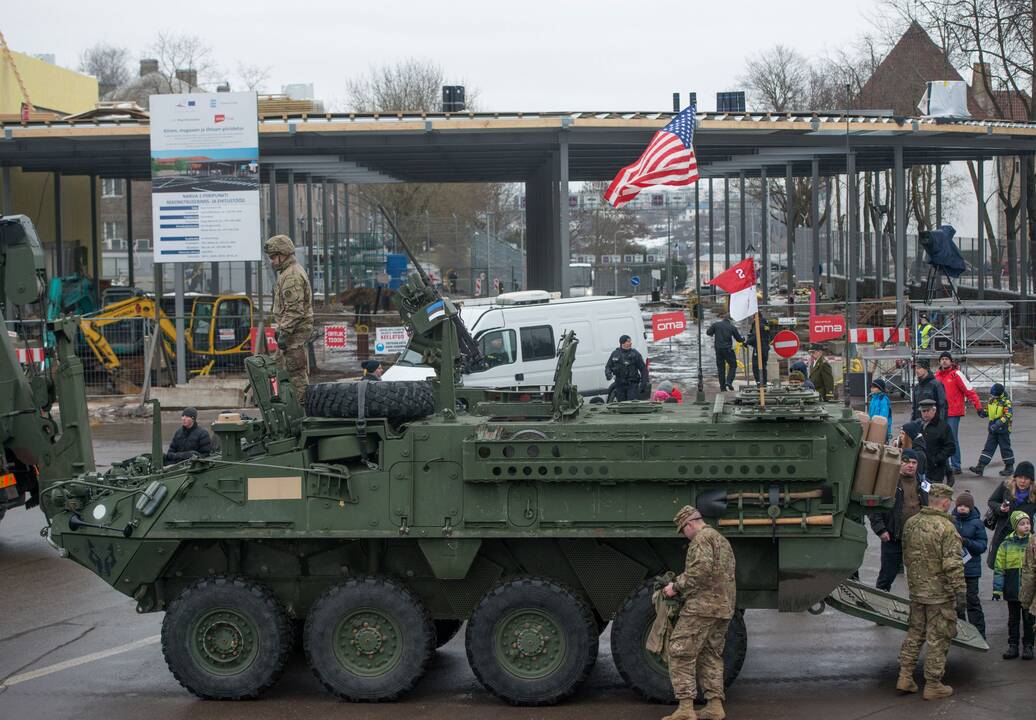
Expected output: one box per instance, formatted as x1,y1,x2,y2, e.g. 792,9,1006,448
894,145,907,321
874,171,883,298
305,176,314,279
785,163,794,298
287,170,296,243
738,171,746,259
811,158,820,294
322,180,330,300
174,264,187,385
760,169,769,303
847,154,858,325
935,164,943,227
708,177,714,286
54,173,63,277
90,176,100,305
724,176,730,268
1021,156,1030,328
332,183,341,296
125,177,135,288
977,158,986,299
1,166,10,215
557,135,571,294
344,185,352,290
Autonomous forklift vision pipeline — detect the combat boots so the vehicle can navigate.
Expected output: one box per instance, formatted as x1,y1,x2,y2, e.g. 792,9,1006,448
969,464,985,476
999,465,1015,477
922,681,953,700
662,699,697,720
1003,643,1019,659
895,671,918,693
698,698,726,720
1023,644,1034,660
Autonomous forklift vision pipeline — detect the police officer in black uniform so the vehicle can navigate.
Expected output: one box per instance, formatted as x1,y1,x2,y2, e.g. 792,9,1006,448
605,334,649,402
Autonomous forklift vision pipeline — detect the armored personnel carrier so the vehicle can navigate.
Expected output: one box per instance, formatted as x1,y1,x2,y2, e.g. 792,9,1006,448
0,215,984,706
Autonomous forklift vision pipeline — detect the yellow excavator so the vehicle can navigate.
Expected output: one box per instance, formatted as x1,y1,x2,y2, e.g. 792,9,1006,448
79,293,253,390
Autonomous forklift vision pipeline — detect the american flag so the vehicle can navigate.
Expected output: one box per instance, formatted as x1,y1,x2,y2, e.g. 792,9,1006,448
603,105,700,208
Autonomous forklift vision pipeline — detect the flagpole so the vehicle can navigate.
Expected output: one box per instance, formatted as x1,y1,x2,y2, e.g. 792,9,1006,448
695,177,704,401
753,310,766,407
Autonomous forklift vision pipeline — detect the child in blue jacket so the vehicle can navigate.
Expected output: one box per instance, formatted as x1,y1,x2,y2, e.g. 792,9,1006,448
868,379,893,442
952,491,987,638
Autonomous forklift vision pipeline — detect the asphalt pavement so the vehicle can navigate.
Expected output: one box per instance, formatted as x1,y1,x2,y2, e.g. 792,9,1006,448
0,406,1033,720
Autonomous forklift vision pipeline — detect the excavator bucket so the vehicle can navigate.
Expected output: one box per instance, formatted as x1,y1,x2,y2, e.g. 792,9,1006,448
825,580,988,652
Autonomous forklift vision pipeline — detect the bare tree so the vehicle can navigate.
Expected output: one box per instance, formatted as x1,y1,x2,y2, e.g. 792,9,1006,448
148,31,218,92
741,45,810,113
79,43,131,99
347,58,472,113
236,62,272,93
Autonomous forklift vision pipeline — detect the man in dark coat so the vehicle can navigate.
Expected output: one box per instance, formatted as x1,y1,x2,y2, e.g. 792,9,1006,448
919,399,956,486
706,313,744,391
911,359,948,420
869,449,929,591
164,407,213,465
605,334,648,402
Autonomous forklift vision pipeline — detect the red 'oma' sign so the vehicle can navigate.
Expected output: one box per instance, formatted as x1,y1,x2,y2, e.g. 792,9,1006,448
652,311,687,341
809,314,846,342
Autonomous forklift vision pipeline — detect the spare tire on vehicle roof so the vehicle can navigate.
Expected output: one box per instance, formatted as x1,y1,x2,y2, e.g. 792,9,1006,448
304,380,436,424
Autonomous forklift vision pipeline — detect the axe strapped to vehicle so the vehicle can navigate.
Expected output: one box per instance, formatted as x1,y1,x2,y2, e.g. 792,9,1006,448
697,486,834,518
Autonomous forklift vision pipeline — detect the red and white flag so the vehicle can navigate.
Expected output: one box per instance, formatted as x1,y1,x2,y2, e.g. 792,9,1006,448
708,258,758,322
603,106,700,208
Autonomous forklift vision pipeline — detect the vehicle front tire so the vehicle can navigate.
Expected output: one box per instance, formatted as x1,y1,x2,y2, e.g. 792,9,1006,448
161,576,292,700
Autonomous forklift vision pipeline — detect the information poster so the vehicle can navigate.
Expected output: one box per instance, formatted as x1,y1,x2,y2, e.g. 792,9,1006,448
375,327,409,354
149,92,260,262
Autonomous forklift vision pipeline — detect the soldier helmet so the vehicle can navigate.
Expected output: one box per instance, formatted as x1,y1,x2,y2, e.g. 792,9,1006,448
265,234,296,257
928,483,954,500
673,505,702,532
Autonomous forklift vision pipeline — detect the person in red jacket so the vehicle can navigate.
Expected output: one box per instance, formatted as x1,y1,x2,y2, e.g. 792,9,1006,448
936,351,982,475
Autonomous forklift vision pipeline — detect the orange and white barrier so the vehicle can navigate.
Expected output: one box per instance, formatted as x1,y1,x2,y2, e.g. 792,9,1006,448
849,328,909,344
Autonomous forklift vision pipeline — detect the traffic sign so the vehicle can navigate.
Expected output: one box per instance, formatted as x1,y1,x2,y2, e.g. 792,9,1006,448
772,329,800,359
630,275,641,287
324,325,348,350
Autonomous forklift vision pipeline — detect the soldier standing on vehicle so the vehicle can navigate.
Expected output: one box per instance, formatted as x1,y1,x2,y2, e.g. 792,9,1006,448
662,506,736,720
605,334,648,402
896,482,966,701
265,234,314,403
706,312,744,391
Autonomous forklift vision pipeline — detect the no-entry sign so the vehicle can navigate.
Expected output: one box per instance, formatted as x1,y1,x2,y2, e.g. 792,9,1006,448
772,329,800,359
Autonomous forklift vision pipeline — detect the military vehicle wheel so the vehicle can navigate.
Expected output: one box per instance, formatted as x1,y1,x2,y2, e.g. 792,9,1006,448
465,577,598,706
610,583,747,703
304,381,435,424
304,577,435,701
434,619,463,648
161,576,292,700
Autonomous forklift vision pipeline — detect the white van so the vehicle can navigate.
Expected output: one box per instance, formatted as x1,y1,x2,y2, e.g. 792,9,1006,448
383,291,648,397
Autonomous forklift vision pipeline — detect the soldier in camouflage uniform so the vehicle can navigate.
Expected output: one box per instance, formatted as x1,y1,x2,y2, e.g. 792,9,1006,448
897,482,967,700
265,235,314,404
661,505,737,720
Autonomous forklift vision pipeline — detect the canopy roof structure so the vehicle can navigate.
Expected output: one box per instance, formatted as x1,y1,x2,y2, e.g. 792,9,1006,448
2,110,1033,183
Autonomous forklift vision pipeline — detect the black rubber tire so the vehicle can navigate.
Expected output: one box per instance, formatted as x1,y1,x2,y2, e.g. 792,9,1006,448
465,576,599,706
304,380,435,424
304,577,435,702
610,582,747,703
161,576,292,700
434,619,463,649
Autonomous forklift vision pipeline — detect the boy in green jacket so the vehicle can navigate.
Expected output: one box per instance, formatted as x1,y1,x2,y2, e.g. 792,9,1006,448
993,511,1034,659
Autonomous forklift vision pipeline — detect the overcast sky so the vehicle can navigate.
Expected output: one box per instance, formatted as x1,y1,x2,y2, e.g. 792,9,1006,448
9,0,882,112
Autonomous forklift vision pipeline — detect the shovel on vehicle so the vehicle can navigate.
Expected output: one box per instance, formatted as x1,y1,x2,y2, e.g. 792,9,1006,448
697,486,833,518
